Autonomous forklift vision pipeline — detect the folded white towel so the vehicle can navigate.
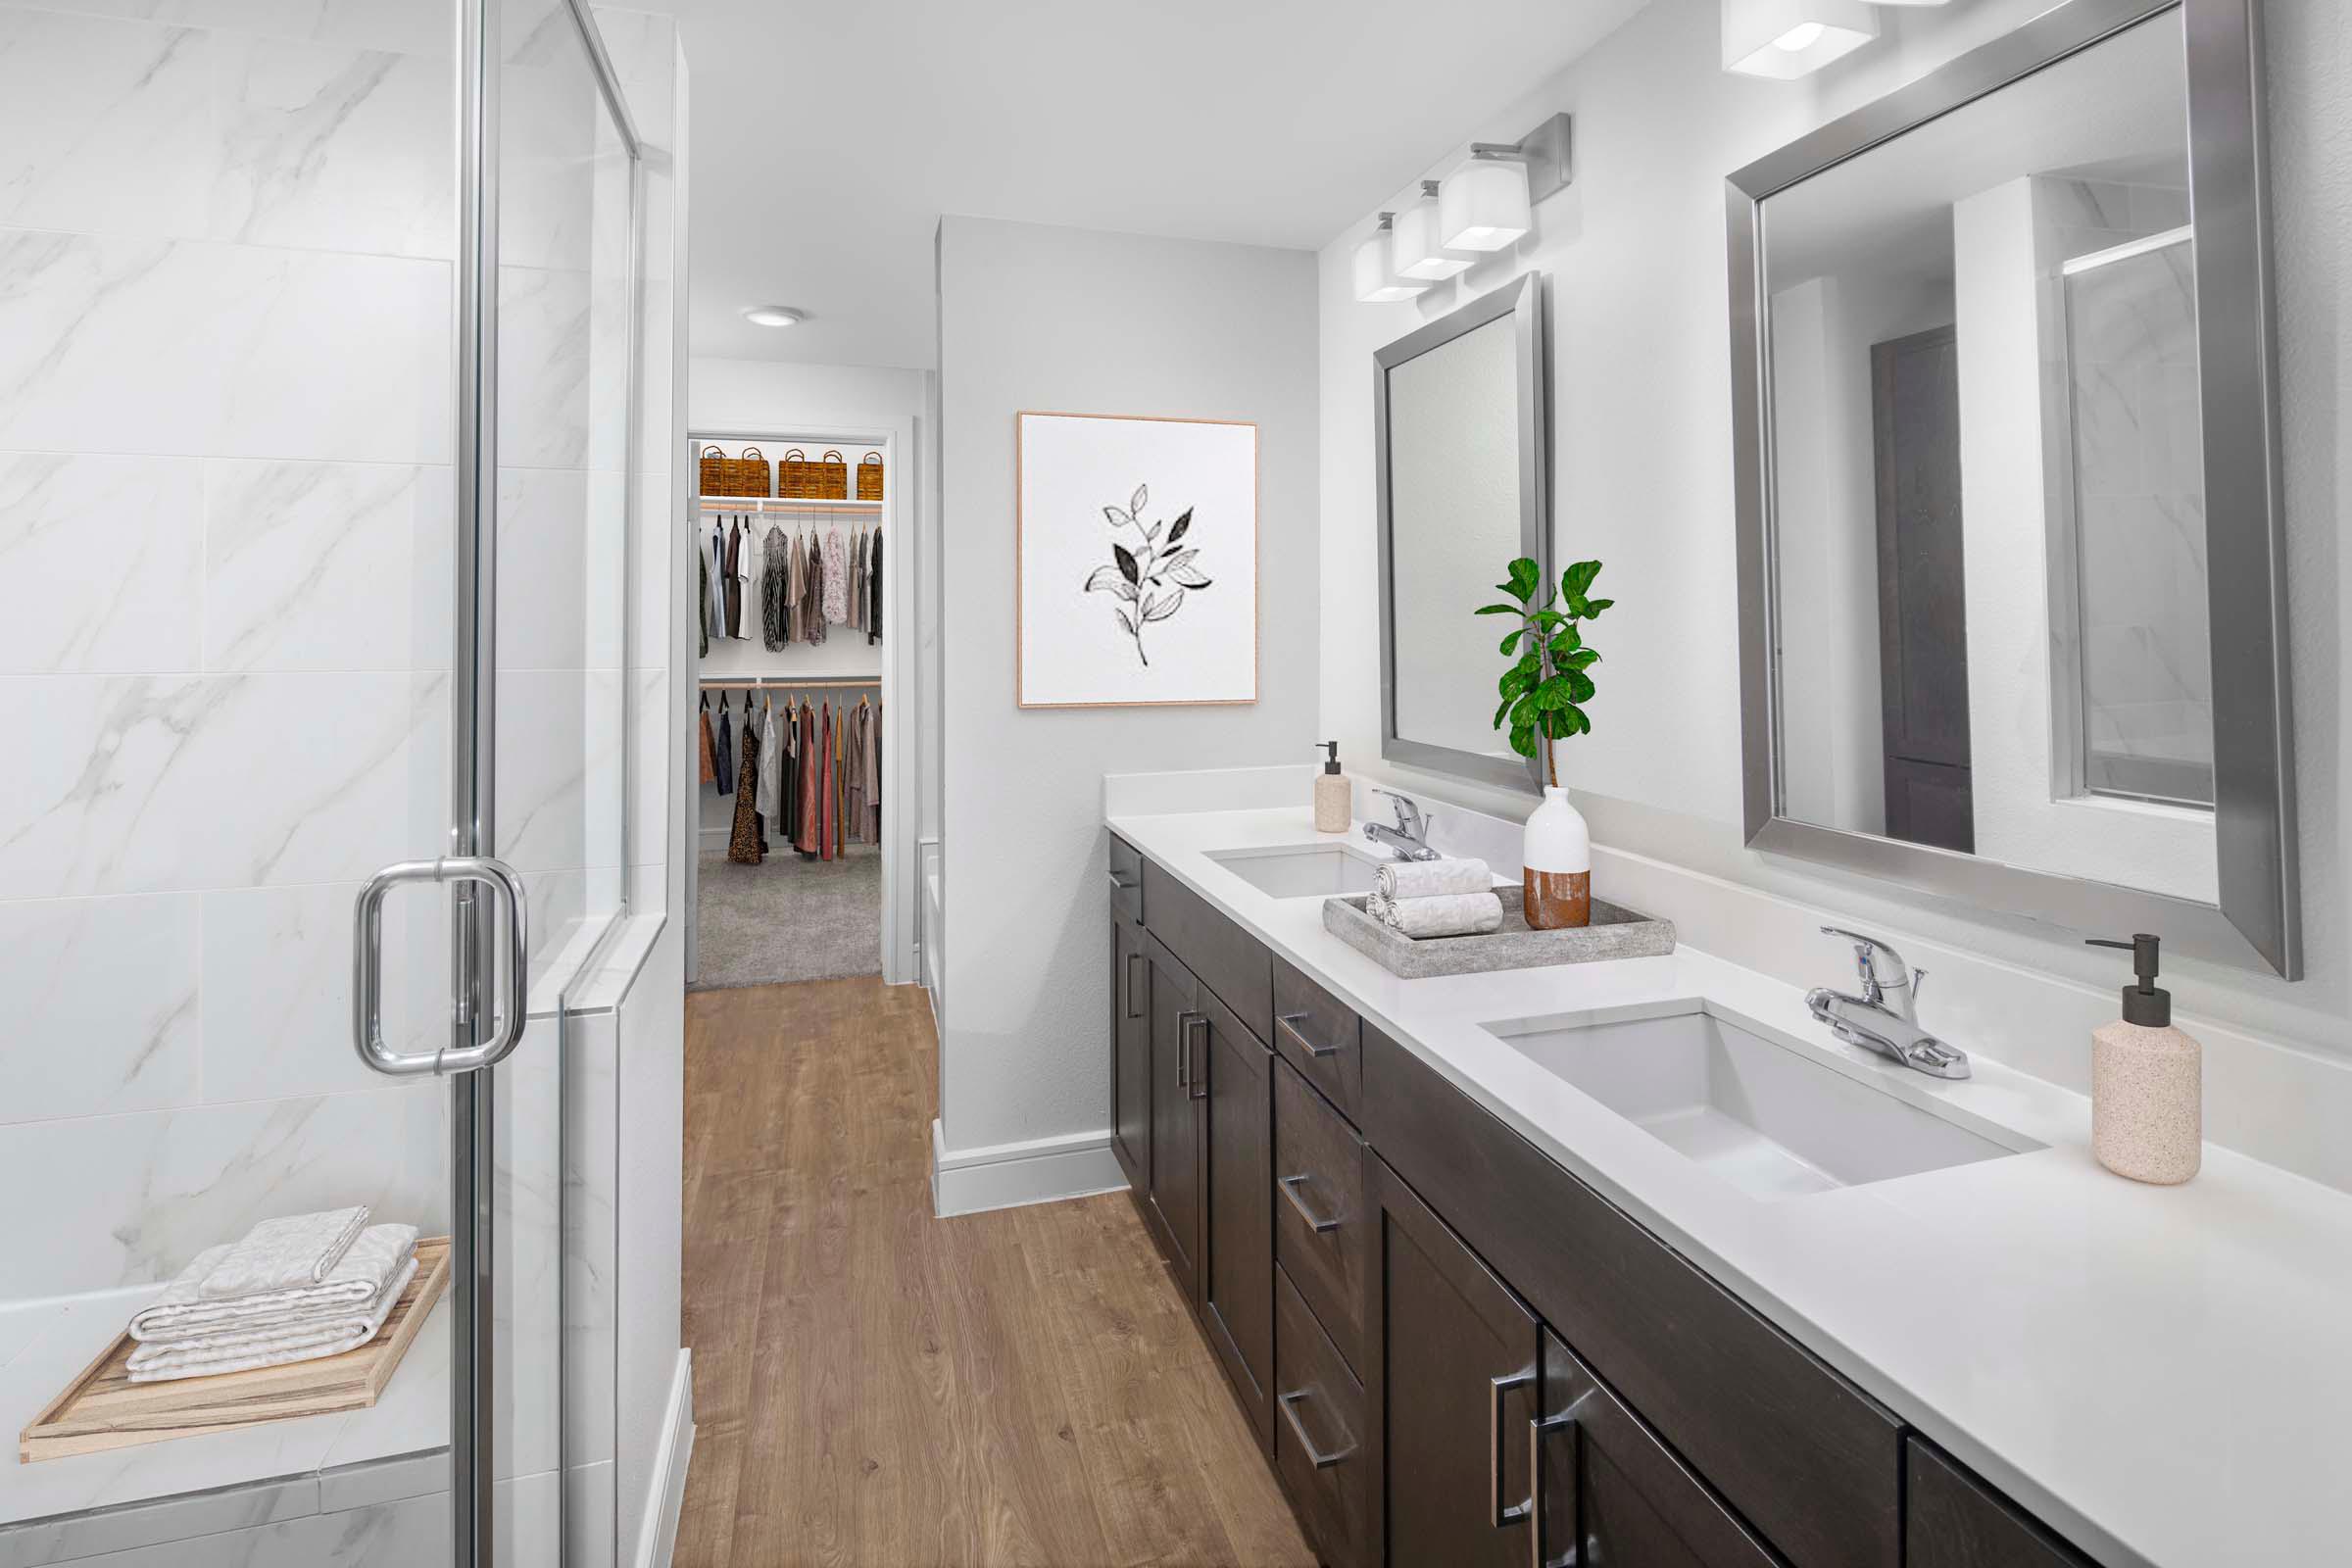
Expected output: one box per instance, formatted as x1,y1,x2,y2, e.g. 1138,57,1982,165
1368,890,1504,939
127,1253,418,1383
131,1223,418,1343
1375,857,1494,901
197,1206,369,1300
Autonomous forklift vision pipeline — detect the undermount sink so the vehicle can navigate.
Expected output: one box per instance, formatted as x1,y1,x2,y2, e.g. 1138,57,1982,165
1488,1005,2039,1200
1206,843,1386,899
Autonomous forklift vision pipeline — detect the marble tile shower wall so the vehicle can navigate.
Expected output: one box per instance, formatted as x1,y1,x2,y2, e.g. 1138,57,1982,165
0,0,633,1303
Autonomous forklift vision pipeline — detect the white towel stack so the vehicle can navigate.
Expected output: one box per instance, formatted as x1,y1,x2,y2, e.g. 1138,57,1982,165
126,1208,419,1383
1367,857,1504,939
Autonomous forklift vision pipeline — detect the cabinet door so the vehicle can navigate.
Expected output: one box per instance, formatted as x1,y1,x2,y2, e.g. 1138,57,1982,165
1364,1153,1539,1568
1906,1439,2091,1568
1109,913,1151,1193
1145,937,1202,1293
1533,1328,1784,1568
1198,984,1274,1452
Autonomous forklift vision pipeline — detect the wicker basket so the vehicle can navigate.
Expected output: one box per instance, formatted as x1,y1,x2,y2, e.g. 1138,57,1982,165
857,451,885,500
698,445,729,498
816,449,849,499
777,448,818,498
729,445,772,498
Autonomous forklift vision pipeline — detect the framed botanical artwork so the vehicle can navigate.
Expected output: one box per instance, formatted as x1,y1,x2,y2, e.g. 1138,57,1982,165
1016,411,1258,709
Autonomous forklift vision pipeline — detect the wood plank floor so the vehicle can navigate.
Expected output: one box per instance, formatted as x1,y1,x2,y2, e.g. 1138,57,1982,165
674,977,1316,1568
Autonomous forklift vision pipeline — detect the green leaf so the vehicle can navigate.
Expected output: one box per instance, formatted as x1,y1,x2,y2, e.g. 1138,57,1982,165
1494,694,1516,730
1562,560,1604,598
1537,708,1570,741
1548,621,1582,655
1497,665,1532,701
1474,603,1523,616
1580,596,1614,618
1510,693,1541,730
1505,557,1541,601
1534,675,1575,710
1564,668,1596,703
1530,609,1568,632
1562,706,1592,737
1497,628,1525,656
1559,646,1600,670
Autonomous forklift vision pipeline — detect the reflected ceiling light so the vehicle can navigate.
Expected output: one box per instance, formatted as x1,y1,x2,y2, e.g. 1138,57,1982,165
1392,181,1472,280
742,305,804,327
1438,112,1572,254
1722,0,1877,78
1352,214,1431,303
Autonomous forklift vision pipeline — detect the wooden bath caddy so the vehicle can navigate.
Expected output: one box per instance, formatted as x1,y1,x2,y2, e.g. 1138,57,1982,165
20,1236,450,1464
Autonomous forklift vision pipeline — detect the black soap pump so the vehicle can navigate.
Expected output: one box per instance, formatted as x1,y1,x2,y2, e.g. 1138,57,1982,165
2084,933,2201,1184
1313,741,1349,832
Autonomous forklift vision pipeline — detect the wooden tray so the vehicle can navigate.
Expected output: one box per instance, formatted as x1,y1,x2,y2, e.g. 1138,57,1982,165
1324,891,1675,978
20,1236,450,1463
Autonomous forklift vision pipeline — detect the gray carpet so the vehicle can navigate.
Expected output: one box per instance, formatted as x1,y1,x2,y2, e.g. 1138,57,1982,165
692,847,881,990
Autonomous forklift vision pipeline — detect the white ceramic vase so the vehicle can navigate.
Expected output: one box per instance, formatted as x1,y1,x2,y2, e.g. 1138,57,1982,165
1522,785,1591,929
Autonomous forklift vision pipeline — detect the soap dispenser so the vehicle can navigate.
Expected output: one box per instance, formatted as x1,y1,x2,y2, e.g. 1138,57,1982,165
1313,741,1349,833
2085,933,2201,1185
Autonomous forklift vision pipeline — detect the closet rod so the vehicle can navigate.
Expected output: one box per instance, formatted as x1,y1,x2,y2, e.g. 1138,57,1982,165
700,675,879,691
697,497,881,513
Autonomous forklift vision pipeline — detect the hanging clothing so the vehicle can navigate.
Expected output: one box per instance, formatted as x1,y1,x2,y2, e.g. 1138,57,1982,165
821,526,849,624
706,523,726,642
698,696,715,784
795,702,820,855
862,699,881,842
756,697,784,828
712,698,735,796
697,545,710,660
782,533,802,645
850,530,868,633
866,529,882,645
779,701,800,850
727,724,764,864
760,526,789,652
802,531,828,645
718,521,741,639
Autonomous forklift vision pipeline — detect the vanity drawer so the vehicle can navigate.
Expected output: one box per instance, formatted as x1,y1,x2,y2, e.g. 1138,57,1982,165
1143,858,1272,1045
1359,1026,1901,1568
1905,1439,2092,1568
1107,833,1145,925
1272,1057,1365,1376
1274,1263,1367,1568
1272,956,1362,1121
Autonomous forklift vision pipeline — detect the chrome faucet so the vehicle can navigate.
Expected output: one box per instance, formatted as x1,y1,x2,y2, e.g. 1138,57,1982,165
1804,926,1971,1080
1362,787,1442,860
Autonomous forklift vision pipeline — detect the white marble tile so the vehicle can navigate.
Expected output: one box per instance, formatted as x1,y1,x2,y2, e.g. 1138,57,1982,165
493,466,622,673
492,668,625,878
0,1474,317,1567
625,466,671,669
21,0,450,58
0,893,198,1124
0,228,452,465
560,1011,615,1464
494,263,594,473
0,1083,445,1296
199,878,448,1102
0,671,448,900
0,455,203,675
0,8,215,240
203,460,452,673
207,31,452,258
626,666,666,875
583,7,669,87
492,1020,561,1481
560,1457,613,1568
313,1448,444,1515
65,1487,448,1565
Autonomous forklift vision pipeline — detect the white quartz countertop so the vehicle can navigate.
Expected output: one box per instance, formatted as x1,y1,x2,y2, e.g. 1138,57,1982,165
1107,805,2352,1568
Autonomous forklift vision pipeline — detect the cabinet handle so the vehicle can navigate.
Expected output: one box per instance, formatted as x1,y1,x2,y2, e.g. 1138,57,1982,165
1278,1388,1356,1469
1106,869,1138,892
1277,1173,1344,1234
1528,1409,1579,1568
1490,1371,1536,1530
1276,1011,1340,1060
1124,952,1146,1019
1186,1013,1210,1101
1175,1011,1196,1088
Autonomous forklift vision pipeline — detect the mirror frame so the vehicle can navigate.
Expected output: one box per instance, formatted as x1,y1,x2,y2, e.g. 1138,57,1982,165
1726,0,2299,977
1376,272,1550,794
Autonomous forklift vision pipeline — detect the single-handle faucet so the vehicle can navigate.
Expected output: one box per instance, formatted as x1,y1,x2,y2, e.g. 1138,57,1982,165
1805,926,1969,1079
1363,787,1442,861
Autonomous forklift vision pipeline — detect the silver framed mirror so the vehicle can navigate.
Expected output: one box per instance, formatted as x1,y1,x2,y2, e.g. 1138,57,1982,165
1727,0,2297,976
1377,272,1550,794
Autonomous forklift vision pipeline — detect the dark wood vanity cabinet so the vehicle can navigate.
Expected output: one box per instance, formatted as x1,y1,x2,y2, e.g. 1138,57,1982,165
1102,842,2096,1568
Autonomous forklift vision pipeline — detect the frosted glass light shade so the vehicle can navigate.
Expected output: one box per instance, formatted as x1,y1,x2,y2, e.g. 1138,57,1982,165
1439,158,1531,252
1722,0,1877,78
1392,187,1471,280
1352,221,1429,303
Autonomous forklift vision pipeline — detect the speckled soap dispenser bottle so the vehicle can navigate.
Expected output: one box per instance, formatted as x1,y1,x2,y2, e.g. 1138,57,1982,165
1313,741,1350,833
2085,933,2201,1185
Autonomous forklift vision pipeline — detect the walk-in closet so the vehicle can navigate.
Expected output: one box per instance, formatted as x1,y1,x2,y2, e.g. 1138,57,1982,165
688,436,905,988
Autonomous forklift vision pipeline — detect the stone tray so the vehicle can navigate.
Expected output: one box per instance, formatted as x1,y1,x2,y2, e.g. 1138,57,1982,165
1323,890,1676,979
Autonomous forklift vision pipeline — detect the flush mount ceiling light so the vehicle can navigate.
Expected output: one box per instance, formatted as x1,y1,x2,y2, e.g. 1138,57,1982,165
1352,214,1431,303
1439,112,1571,254
741,305,804,327
1392,181,1472,280
1722,0,1877,78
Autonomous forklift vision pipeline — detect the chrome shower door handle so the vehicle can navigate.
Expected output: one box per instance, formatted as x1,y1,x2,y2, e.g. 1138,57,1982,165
353,856,531,1078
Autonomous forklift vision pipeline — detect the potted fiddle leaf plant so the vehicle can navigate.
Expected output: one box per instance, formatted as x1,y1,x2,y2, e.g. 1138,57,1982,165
1478,558,1611,929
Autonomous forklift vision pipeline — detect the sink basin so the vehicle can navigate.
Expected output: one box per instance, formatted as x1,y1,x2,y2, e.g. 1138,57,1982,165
1206,844,1386,899
1488,1005,2038,1200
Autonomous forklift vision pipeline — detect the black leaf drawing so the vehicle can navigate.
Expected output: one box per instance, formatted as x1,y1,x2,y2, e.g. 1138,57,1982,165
1081,480,1209,667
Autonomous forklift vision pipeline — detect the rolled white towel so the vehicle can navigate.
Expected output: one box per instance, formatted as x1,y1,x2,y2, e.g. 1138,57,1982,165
131,1224,419,1343
1375,857,1493,901
196,1205,368,1300
1369,890,1504,939
127,1253,418,1383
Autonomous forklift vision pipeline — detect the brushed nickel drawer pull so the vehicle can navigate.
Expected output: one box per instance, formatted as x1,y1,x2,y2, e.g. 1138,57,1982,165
1277,1011,1341,1059
1186,1012,1210,1100
1124,951,1146,1018
1278,1389,1356,1469
1278,1173,1344,1234
1176,1011,1196,1088
1528,1408,1580,1568
1491,1370,1536,1529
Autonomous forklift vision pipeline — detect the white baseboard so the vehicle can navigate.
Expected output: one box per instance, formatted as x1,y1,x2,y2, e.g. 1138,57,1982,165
636,1348,695,1568
930,1118,1124,1217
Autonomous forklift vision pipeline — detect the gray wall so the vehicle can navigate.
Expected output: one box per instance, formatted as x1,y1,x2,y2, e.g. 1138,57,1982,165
936,216,1318,1158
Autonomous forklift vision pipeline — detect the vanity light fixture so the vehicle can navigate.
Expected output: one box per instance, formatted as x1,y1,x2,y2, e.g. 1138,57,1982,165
1392,181,1472,280
741,304,804,327
1352,214,1432,303
1722,0,1878,78
1438,112,1571,253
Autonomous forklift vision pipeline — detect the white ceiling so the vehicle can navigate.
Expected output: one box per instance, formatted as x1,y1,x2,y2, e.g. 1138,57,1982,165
661,0,1651,369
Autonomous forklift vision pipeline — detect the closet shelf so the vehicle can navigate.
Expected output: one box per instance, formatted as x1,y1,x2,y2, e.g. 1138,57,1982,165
698,496,881,512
